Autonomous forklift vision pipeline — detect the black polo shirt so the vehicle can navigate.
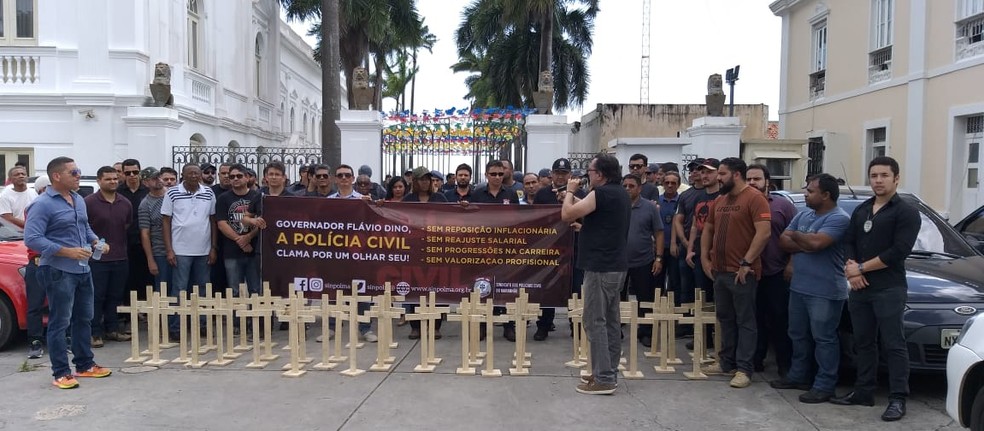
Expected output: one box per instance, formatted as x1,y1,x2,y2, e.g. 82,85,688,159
444,186,473,203
117,183,148,246
468,186,518,204
402,192,448,203
843,193,920,290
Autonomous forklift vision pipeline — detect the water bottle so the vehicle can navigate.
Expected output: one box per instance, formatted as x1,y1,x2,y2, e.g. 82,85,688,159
91,238,106,260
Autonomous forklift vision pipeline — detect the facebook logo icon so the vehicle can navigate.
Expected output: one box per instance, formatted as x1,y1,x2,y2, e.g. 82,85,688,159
293,277,308,291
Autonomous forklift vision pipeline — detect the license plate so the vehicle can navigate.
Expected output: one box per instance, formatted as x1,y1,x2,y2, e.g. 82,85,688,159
941,329,961,349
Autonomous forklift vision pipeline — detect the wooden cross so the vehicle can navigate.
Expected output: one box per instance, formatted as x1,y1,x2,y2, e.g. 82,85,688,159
368,283,406,372
143,289,172,366
116,290,147,364
480,298,511,377
644,295,684,374
339,282,372,377
447,297,477,375
232,285,252,352
682,290,711,380
220,288,243,360
504,289,541,376
168,290,191,364
313,294,340,371
279,288,317,377
618,299,649,379
565,293,587,368
155,283,177,349
327,291,350,364
183,286,207,368
343,281,374,350
241,293,272,369
256,283,286,361
203,291,234,366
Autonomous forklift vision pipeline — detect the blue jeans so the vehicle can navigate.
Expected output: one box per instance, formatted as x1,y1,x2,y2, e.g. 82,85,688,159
169,255,209,333
582,271,626,386
90,260,129,337
38,266,96,378
25,259,45,342
152,255,173,293
786,290,844,393
224,254,261,297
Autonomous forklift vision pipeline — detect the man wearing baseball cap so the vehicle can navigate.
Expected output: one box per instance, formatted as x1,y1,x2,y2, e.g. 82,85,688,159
200,163,217,186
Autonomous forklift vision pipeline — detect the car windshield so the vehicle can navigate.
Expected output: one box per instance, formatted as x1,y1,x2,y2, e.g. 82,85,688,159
789,193,978,258
0,225,24,241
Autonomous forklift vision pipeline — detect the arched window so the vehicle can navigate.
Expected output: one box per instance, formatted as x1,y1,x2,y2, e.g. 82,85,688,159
303,112,308,137
254,33,264,98
290,107,295,133
187,0,203,70
189,133,206,146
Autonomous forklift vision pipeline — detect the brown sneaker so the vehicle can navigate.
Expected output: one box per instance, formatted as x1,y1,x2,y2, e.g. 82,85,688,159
576,380,617,395
580,374,593,384
91,336,104,348
105,332,132,342
701,363,736,376
730,371,751,388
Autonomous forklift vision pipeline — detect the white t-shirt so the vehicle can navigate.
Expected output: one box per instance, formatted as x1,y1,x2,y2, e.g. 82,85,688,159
0,186,38,229
161,183,215,256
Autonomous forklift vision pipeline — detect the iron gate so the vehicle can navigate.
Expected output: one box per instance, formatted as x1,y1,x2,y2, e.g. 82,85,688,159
381,108,530,180
171,146,322,182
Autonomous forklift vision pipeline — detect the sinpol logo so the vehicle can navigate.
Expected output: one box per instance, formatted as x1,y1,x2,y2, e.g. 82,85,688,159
396,281,411,296
474,277,492,298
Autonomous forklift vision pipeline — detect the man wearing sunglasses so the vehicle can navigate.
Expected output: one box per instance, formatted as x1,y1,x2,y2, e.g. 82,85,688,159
117,159,151,323
305,165,335,197
326,164,376,342
628,154,659,201
215,164,262,298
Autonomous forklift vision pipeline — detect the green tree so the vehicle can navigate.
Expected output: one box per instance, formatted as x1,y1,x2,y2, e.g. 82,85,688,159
454,0,598,111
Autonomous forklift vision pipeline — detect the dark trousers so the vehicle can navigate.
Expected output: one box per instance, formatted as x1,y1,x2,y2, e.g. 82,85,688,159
677,254,695,304
210,242,227,296
25,259,46,342
714,273,758,375
622,262,658,338
848,286,909,399
90,260,129,337
754,272,793,375
126,244,151,301
547,267,583,331
663,253,680,305
405,304,443,331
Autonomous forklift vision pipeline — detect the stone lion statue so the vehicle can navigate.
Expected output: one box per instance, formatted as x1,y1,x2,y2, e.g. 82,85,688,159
149,62,173,107
707,73,724,96
537,70,554,93
705,73,726,116
353,66,370,90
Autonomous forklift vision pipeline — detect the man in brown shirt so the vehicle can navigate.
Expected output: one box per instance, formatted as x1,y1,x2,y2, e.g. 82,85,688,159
700,157,771,389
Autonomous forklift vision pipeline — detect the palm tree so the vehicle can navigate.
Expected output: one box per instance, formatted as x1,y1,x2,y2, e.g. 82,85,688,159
454,0,598,112
281,0,426,109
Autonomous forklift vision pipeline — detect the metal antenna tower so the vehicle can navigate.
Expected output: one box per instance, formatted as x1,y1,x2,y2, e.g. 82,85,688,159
639,0,651,104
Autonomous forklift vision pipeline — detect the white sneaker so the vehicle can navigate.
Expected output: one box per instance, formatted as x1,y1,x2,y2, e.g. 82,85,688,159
315,329,335,343
362,331,378,343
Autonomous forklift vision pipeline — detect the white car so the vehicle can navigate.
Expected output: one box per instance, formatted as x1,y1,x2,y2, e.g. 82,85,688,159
947,314,984,430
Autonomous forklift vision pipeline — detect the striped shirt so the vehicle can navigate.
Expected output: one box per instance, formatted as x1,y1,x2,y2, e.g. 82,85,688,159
161,183,215,256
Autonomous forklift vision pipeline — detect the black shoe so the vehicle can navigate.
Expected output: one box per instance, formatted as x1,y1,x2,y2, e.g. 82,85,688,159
799,389,833,404
533,327,548,341
408,328,420,340
504,327,516,342
28,340,44,359
881,398,906,421
769,378,811,391
639,336,652,348
829,391,875,407
549,323,556,332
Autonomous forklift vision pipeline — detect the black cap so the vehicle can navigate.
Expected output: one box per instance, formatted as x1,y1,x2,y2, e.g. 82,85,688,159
538,168,551,178
700,158,721,171
551,158,572,172
200,163,216,173
687,158,705,171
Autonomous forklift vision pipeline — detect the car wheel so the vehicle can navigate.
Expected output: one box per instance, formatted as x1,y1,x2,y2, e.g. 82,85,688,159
0,296,14,351
972,386,984,431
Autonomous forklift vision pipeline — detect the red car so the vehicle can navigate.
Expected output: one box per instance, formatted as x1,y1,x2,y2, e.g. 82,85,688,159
0,231,29,351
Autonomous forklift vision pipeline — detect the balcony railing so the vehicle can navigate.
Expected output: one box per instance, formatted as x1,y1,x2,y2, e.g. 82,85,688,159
957,14,984,61
809,70,826,100
183,68,216,113
868,46,892,84
0,53,39,84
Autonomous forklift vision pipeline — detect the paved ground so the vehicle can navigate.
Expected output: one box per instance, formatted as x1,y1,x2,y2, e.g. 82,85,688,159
0,316,963,431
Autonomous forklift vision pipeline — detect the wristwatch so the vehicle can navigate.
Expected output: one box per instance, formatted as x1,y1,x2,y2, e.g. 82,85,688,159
655,256,663,263
739,258,751,267
858,262,865,274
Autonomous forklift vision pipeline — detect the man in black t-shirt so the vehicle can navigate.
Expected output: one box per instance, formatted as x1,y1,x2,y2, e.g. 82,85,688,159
562,153,630,395
685,158,721,302
215,164,262,297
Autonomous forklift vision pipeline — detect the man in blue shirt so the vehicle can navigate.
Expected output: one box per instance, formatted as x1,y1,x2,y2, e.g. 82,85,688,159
25,157,113,389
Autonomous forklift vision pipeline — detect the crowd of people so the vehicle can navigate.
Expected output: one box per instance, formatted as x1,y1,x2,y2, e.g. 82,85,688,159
13,152,918,422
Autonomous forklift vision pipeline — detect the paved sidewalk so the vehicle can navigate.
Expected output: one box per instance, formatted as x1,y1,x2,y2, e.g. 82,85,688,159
0,318,961,431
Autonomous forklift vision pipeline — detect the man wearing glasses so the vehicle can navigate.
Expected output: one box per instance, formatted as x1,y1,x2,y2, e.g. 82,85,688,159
200,163,217,187
215,164,262,297
26,157,113,389
118,159,151,316
305,165,335,197
628,154,659,201
327,164,376,342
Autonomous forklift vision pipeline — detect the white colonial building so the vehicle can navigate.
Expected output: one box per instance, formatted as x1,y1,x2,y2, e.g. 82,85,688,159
0,0,333,179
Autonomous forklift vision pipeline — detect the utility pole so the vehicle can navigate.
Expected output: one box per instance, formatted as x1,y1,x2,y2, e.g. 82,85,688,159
726,65,740,117
639,0,651,104
321,0,341,167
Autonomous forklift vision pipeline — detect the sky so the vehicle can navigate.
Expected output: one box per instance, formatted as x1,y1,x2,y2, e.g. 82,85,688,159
286,0,781,121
